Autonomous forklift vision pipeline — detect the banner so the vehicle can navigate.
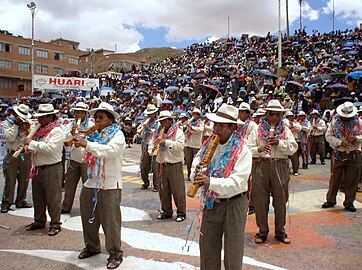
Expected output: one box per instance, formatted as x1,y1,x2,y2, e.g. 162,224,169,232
33,75,99,91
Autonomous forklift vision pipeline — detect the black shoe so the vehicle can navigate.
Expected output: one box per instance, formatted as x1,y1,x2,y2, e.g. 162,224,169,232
25,223,46,231
248,208,255,215
345,205,356,212
48,227,61,236
157,212,172,219
16,202,32,208
61,209,70,214
309,161,316,165
78,248,101,259
254,233,267,244
1,205,10,213
321,161,325,165
322,202,335,209
275,233,291,244
152,187,158,192
141,184,149,190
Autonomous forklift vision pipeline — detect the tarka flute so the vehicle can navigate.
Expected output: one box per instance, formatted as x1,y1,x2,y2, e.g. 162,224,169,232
12,123,41,158
264,125,275,158
345,122,350,154
64,123,100,147
187,134,220,198
153,127,165,156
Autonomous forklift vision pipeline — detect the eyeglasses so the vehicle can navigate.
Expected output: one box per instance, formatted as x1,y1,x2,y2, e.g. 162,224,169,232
268,112,281,117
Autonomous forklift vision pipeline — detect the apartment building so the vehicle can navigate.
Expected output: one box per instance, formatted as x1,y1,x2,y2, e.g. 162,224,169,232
0,30,149,97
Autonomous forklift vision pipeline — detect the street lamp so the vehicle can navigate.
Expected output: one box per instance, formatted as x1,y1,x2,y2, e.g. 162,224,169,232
299,0,303,32
27,2,36,95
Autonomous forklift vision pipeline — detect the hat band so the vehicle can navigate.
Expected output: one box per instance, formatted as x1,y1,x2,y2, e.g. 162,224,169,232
267,105,283,110
38,110,55,114
17,108,28,115
216,111,237,122
342,108,353,114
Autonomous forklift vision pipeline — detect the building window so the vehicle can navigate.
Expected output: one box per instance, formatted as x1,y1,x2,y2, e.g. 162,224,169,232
69,57,79,65
0,42,12,52
18,46,31,55
18,62,31,72
85,57,89,62
36,65,48,74
0,59,12,69
0,79,12,89
54,52,64,61
36,49,48,58
53,67,63,76
69,44,78,50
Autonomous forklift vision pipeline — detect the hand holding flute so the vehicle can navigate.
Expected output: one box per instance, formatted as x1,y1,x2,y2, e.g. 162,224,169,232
13,123,41,158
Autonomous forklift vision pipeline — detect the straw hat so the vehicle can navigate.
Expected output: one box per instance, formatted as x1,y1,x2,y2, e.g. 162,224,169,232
310,109,320,115
89,102,120,120
33,104,59,117
13,104,31,119
238,102,251,112
72,102,89,112
297,111,306,117
156,110,175,122
285,111,294,117
206,104,242,124
192,108,202,116
265,100,285,112
336,102,357,118
144,104,159,115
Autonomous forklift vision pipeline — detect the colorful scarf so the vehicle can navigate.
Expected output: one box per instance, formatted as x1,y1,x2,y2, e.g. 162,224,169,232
196,131,244,209
237,118,251,139
331,115,361,140
152,123,179,153
84,123,120,189
258,116,286,143
186,117,203,139
141,118,158,153
27,120,60,179
297,118,309,143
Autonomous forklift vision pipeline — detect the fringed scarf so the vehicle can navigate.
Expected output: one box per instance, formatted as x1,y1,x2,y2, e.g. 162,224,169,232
27,120,60,179
141,118,158,154
237,118,251,139
258,116,286,143
297,118,309,143
331,115,361,141
152,123,179,153
196,131,244,210
186,117,203,139
84,123,120,189
6,117,29,144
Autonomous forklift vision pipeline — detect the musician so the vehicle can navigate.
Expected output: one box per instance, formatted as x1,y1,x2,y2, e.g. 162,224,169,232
22,104,64,236
61,102,94,214
138,104,159,191
247,100,298,244
296,111,311,170
1,104,33,213
74,102,125,269
184,108,204,181
148,111,186,221
237,102,257,141
284,111,302,175
202,115,213,142
309,109,327,165
323,102,362,212
177,112,188,129
191,104,252,270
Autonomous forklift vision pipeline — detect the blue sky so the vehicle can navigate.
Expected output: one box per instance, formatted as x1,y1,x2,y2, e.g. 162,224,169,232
0,0,361,52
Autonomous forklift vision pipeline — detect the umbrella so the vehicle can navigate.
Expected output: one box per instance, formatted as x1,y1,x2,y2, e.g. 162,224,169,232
347,71,362,79
344,42,354,47
329,72,347,79
122,88,135,94
353,66,362,72
173,109,185,114
328,83,349,90
309,74,332,84
341,47,352,51
193,84,220,95
258,59,269,64
161,100,173,105
193,74,206,79
347,50,358,55
165,86,179,93
307,84,319,91
287,81,304,90
253,69,278,78
295,66,307,72
334,97,354,107
210,79,222,85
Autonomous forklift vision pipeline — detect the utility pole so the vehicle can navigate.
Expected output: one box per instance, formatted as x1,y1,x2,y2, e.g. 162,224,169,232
227,16,230,39
278,0,282,68
27,2,36,95
299,0,303,32
286,0,290,39
332,0,335,32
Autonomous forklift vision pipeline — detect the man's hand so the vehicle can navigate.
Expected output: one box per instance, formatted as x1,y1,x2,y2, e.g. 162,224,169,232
268,137,279,146
73,135,87,148
155,138,166,146
347,135,357,144
193,172,210,188
22,138,32,145
341,139,350,148
258,144,272,153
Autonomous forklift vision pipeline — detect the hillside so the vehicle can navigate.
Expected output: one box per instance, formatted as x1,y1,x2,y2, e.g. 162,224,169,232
131,47,184,63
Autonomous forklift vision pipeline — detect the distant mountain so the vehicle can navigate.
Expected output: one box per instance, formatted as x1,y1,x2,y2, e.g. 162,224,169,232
131,47,184,63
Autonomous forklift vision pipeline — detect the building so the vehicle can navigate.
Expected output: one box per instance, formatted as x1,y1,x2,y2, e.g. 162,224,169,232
0,30,149,98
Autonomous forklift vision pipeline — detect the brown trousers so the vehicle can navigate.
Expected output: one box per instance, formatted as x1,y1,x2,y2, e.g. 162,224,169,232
140,150,158,188
62,160,88,212
327,151,361,207
80,187,123,259
2,152,31,207
184,146,199,180
310,135,325,162
154,162,186,217
200,194,248,270
31,162,63,228
252,159,289,236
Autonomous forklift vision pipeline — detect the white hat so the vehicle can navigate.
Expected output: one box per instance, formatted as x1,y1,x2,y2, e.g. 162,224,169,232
236,97,243,102
206,104,242,124
238,102,251,112
13,104,31,119
144,104,159,115
358,106,362,113
249,91,256,95
297,111,306,116
179,112,188,118
33,104,59,117
252,109,266,117
265,100,285,112
72,102,89,112
89,102,120,121
285,111,294,117
336,102,357,118
156,110,175,122
125,117,132,121
310,109,320,115
192,108,202,116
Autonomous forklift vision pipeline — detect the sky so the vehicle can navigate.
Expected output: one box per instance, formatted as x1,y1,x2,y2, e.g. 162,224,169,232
0,0,361,53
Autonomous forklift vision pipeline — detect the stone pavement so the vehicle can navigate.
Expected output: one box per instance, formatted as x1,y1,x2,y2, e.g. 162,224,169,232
0,144,361,270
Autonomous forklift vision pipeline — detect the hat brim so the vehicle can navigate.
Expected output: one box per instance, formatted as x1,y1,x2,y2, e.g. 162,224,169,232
33,110,59,118
72,108,88,112
156,116,175,122
13,107,31,119
336,106,357,118
144,108,159,115
89,108,120,120
265,108,285,112
206,113,242,125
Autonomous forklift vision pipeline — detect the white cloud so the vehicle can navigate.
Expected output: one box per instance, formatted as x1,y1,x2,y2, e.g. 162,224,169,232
323,0,362,27
0,0,332,53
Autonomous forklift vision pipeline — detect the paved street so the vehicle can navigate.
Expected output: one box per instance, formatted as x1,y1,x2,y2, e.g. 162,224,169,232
0,144,361,270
